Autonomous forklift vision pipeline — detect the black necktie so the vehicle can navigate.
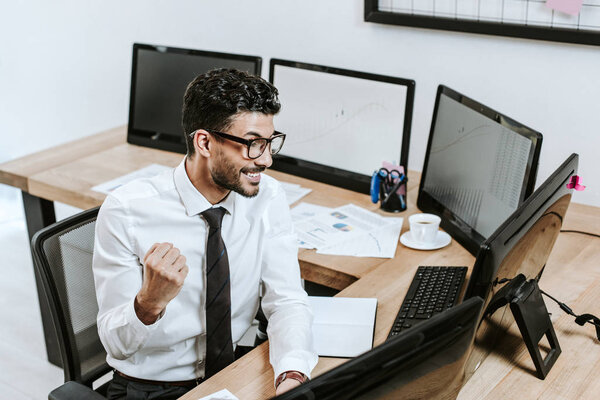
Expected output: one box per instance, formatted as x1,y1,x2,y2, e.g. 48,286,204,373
201,207,234,378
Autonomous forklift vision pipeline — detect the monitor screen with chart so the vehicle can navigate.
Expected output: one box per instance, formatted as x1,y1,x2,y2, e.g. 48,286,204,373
417,85,542,255
269,59,415,193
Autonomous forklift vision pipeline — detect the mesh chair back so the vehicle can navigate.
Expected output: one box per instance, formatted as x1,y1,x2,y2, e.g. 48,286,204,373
31,207,109,387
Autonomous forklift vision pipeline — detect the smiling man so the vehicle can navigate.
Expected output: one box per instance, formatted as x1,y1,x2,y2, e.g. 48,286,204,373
92,69,317,400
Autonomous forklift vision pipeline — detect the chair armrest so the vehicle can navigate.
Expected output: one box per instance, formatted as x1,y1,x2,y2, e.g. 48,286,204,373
49,381,106,400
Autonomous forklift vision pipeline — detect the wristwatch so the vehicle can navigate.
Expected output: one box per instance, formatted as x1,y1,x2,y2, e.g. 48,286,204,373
275,370,308,389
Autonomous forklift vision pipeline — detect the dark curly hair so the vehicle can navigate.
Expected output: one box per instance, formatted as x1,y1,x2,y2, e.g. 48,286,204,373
182,68,281,156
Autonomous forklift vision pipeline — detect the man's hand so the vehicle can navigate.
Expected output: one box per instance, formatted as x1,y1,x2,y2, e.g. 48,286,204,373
134,242,189,325
275,377,302,396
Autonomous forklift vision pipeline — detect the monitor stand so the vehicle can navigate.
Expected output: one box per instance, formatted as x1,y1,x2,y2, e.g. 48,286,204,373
485,274,561,379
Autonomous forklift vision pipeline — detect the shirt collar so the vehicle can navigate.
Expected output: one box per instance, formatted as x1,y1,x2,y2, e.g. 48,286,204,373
174,158,235,217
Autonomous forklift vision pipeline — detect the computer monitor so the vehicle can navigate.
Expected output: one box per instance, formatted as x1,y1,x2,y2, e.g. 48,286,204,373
269,59,415,193
418,85,542,255
276,154,576,398
463,153,578,377
273,296,484,400
127,43,262,154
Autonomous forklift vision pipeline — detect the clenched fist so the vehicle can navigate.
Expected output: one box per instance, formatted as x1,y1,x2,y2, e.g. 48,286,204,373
134,242,189,325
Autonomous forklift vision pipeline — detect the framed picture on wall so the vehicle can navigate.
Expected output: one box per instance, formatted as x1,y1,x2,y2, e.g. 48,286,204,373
364,0,600,46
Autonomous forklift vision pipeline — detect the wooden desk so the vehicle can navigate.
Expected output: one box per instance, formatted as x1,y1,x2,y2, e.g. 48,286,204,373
0,125,126,249
184,202,600,400
0,126,126,366
183,220,476,400
2,127,599,399
1,126,416,286
0,126,408,364
16,126,422,287
0,126,124,192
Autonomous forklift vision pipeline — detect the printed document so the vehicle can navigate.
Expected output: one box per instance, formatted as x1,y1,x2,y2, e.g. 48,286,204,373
292,203,403,257
295,204,384,249
318,217,403,258
290,202,332,223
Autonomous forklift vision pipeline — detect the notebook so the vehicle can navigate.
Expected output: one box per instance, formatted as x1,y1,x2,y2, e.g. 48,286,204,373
308,296,378,358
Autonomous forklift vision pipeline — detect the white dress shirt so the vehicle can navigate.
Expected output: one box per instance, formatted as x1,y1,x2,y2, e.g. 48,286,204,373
92,158,317,381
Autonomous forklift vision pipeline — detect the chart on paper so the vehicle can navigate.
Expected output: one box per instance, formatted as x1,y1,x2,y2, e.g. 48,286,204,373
377,0,600,31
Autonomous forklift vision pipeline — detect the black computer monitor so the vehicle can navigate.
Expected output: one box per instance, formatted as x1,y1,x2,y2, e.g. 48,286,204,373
127,43,262,154
418,85,542,255
269,59,415,194
463,153,578,377
273,296,483,400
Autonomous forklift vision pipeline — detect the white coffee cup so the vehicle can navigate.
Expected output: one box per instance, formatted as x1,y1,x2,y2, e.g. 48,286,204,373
409,213,441,245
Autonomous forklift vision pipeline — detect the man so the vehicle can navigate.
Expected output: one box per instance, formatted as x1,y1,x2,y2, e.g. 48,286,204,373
93,68,318,400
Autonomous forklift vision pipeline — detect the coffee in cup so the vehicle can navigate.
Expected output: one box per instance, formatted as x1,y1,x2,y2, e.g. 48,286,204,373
408,213,441,244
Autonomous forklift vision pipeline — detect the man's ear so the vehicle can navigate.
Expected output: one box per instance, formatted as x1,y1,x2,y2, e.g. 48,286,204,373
193,130,212,158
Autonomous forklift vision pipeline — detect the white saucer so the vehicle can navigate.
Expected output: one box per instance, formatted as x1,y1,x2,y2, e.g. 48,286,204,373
400,230,451,251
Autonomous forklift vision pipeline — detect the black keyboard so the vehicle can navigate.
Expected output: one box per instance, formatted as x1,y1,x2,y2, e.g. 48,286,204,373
387,266,467,339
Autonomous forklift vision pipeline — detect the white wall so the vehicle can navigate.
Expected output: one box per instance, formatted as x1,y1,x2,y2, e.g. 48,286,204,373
1,0,598,206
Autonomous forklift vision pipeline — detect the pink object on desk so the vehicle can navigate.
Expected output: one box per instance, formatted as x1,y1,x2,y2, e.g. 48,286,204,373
382,161,406,195
566,175,586,191
546,0,583,16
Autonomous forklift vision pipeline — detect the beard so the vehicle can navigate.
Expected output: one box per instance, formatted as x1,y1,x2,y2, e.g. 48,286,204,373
210,150,263,198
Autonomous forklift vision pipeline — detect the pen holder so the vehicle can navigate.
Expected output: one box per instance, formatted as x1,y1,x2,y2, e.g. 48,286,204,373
371,168,407,213
379,180,407,213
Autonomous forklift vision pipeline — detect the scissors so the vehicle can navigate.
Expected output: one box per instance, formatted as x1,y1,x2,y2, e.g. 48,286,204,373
381,174,407,208
377,168,401,185
371,168,405,203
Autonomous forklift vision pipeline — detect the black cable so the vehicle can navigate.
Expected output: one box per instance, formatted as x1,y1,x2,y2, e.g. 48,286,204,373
540,289,577,317
540,289,600,341
554,230,600,339
560,229,600,239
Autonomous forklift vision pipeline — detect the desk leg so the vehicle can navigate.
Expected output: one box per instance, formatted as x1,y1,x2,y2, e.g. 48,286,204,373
22,192,62,368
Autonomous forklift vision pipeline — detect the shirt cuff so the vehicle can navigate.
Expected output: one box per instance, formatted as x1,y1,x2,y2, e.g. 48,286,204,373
126,297,162,337
273,356,313,386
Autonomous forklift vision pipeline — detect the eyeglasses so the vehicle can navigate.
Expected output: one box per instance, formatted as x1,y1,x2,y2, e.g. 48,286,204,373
191,129,286,159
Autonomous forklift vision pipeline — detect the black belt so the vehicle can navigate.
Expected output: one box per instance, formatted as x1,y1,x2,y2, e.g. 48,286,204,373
114,370,203,387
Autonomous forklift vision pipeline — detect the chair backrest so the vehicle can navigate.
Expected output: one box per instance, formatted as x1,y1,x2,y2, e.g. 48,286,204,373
31,207,109,387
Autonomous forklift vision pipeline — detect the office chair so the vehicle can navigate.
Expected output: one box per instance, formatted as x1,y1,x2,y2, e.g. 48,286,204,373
254,305,268,346
32,206,271,398
31,207,110,400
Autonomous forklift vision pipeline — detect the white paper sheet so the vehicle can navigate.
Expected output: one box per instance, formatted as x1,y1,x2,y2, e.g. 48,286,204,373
309,296,377,357
317,217,403,258
91,164,171,194
292,203,403,257
197,389,239,400
290,202,334,248
294,204,386,250
279,181,312,205
290,202,333,222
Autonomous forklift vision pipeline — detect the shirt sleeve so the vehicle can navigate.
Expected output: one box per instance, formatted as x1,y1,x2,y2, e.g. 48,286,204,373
92,195,161,361
260,183,318,383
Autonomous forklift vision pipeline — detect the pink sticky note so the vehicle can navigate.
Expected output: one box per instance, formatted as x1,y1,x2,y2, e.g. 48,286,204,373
546,0,583,16
566,175,586,191
382,161,406,195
